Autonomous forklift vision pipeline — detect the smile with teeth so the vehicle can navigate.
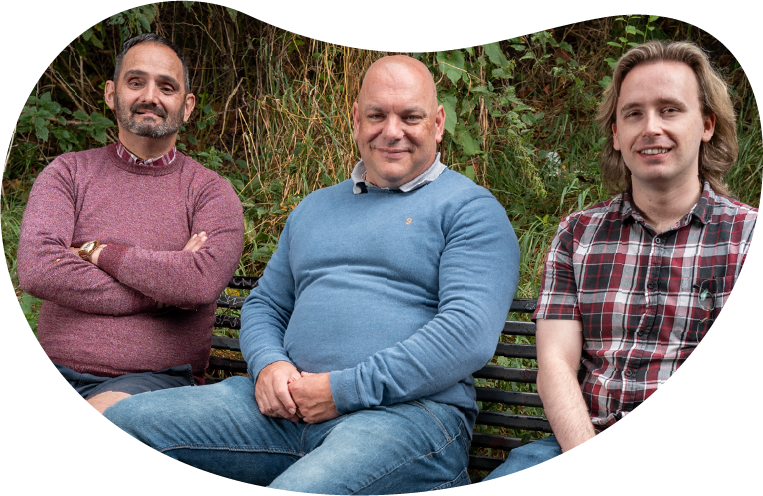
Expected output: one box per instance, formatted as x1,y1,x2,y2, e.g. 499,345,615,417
639,148,670,155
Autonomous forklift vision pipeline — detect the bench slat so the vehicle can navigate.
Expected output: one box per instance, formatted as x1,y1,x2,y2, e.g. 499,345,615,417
501,320,535,336
475,387,543,408
474,365,537,383
470,433,525,451
494,342,537,360
476,411,552,432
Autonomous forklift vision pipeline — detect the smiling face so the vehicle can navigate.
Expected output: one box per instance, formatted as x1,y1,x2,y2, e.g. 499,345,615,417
352,56,445,189
105,42,195,142
613,61,715,192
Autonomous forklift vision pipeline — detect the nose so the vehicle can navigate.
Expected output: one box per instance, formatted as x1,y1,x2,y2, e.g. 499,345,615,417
642,110,662,136
139,82,161,105
381,115,404,140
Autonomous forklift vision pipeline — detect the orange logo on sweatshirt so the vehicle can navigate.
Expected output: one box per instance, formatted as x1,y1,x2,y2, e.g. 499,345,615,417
406,218,413,225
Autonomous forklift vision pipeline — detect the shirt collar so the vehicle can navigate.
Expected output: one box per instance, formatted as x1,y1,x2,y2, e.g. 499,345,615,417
351,153,447,194
115,141,177,167
619,180,716,227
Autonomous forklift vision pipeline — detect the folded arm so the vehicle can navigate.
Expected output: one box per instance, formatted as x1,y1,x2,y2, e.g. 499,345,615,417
93,177,244,308
17,159,159,316
536,318,595,452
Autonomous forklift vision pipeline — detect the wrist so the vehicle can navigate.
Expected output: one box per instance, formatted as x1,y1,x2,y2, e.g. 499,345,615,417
90,244,108,266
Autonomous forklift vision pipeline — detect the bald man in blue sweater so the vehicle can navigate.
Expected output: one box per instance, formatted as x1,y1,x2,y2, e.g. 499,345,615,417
106,55,520,494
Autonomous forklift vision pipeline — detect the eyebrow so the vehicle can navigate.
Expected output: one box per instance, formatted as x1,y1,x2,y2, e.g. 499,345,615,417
619,98,687,115
122,69,181,89
362,104,428,115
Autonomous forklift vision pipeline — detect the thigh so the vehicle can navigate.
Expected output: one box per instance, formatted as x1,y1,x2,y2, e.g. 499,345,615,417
482,435,562,481
270,399,471,494
104,375,306,485
86,364,195,399
54,362,110,398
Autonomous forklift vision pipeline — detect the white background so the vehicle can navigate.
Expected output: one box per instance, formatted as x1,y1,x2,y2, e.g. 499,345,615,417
1,1,760,494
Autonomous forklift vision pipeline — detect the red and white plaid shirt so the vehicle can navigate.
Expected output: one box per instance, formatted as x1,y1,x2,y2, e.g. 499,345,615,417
533,182,757,431
115,141,177,167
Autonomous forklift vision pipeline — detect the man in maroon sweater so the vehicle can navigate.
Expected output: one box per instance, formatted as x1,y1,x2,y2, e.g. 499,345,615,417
17,33,244,414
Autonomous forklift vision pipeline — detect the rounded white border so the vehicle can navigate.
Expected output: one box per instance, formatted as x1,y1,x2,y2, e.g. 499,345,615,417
2,1,760,494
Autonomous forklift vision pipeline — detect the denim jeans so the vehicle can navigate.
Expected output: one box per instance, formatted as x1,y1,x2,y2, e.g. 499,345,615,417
482,435,562,481
104,375,470,494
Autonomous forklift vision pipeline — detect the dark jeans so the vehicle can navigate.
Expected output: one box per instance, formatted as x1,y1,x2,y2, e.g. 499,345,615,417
54,362,195,399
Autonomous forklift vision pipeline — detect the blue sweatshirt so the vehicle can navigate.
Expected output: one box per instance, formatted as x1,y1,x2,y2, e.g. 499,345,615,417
240,167,519,429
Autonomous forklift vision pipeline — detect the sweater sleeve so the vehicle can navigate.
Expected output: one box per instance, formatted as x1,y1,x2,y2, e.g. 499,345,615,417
95,174,244,308
239,216,296,379
17,156,158,316
329,195,519,413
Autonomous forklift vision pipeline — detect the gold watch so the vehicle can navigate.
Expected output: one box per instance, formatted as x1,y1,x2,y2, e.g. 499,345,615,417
78,241,101,262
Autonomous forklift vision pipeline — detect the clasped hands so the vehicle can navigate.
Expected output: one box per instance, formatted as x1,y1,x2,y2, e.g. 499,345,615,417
255,361,339,424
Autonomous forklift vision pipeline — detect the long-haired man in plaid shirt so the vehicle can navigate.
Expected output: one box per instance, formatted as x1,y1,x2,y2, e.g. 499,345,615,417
485,41,757,480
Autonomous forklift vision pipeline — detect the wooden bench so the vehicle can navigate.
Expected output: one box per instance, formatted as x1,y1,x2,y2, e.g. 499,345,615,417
209,277,551,482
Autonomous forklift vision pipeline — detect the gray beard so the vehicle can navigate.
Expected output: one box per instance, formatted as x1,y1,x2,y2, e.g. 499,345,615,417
113,95,185,139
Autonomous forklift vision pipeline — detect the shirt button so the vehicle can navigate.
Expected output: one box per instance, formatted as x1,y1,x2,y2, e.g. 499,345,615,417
655,238,662,244
647,283,656,289
624,371,634,378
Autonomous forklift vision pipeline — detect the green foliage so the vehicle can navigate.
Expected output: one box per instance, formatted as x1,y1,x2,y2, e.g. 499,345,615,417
19,293,42,337
108,4,159,44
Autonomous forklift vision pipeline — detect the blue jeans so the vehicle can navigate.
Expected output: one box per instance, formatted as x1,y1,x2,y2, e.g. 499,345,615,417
482,435,562,480
104,376,470,494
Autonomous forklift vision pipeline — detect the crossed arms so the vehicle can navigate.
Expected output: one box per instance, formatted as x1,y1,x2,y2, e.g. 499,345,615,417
17,154,244,315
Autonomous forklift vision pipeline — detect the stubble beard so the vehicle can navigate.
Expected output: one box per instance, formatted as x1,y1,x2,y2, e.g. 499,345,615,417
113,93,185,139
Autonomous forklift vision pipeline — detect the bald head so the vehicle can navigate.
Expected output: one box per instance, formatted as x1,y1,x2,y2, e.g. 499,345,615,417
358,55,439,112
352,55,446,189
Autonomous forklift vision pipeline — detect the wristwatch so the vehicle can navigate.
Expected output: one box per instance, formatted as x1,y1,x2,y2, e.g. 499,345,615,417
78,240,101,262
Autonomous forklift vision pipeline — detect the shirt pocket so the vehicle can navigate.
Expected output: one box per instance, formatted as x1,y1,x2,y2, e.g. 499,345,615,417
686,275,736,342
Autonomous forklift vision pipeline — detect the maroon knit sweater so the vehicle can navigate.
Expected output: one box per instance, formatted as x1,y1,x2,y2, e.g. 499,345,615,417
17,144,244,382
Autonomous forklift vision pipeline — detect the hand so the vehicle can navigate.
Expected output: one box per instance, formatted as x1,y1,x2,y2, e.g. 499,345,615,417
183,232,208,252
289,371,339,424
255,361,302,422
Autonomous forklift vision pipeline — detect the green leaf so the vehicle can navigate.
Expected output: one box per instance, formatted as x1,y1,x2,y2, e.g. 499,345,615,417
441,93,457,135
91,36,104,49
483,42,508,68
226,7,238,22
73,109,89,121
455,130,481,156
436,50,465,85
625,25,638,35
462,165,476,182
34,117,49,141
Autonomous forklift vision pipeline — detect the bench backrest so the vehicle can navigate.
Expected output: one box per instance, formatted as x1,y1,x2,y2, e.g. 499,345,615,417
209,277,548,481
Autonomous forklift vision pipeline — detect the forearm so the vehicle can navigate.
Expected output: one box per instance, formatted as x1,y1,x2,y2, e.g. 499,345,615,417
537,362,595,451
535,319,595,452
17,163,158,316
94,180,244,308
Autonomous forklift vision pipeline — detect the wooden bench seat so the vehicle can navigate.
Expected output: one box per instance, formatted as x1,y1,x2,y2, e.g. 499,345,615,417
209,277,550,482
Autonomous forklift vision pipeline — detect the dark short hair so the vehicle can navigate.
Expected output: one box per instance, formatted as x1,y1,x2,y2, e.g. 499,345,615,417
596,41,737,196
113,33,191,94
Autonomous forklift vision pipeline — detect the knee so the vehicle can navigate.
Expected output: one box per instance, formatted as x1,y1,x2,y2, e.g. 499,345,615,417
103,393,157,439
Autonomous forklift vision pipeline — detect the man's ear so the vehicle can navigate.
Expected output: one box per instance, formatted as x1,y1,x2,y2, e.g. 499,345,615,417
702,114,716,142
612,122,620,151
351,102,360,142
183,93,196,122
434,104,445,144
104,81,115,111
